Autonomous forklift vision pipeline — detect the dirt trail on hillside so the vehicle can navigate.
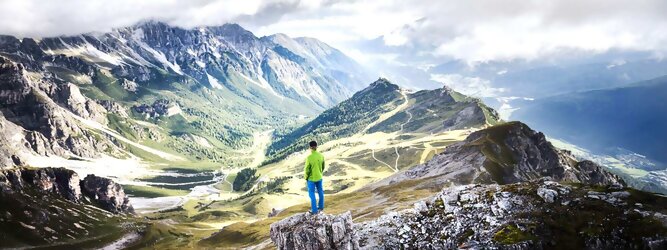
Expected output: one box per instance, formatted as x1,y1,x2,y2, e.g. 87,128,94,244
361,90,409,134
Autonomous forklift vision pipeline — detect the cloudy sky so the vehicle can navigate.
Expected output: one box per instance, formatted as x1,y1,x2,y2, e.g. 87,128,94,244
1,0,666,92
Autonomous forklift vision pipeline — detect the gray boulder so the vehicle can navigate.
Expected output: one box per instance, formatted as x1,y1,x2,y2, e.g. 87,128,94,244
270,211,359,250
80,174,134,214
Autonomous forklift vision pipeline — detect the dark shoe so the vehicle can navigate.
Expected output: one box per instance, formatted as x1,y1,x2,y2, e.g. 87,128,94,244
309,210,319,215
318,208,324,212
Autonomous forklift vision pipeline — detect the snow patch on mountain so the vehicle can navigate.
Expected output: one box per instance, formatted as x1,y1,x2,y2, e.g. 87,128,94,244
42,38,124,67
207,73,223,89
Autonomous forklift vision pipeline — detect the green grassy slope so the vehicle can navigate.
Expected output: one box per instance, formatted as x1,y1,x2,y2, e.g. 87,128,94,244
264,78,403,165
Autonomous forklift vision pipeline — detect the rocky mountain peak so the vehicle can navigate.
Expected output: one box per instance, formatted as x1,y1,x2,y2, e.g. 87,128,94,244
375,121,624,188
132,20,173,31
465,121,624,185
358,77,400,95
208,23,259,44
369,77,395,87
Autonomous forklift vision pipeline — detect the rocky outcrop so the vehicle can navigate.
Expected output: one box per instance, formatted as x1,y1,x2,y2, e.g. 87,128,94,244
374,121,624,188
0,167,133,248
268,207,283,217
132,99,182,118
0,167,81,201
80,174,134,214
0,112,24,167
441,105,486,130
0,167,133,214
270,212,359,250
270,180,667,250
355,179,667,249
0,56,120,159
97,99,129,118
57,83,107,124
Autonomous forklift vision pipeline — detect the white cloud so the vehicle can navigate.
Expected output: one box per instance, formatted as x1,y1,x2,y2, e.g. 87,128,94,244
0,0,285,37
430,73,505,97
607,59,627,69
383,31,408,46
2,0,667,72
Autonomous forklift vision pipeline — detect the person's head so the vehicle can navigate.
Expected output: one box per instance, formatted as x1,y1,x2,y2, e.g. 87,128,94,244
309,140,317,150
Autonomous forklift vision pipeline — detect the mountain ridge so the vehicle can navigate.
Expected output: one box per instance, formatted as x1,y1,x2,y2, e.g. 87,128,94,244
0,21,371,168
264,78,500,165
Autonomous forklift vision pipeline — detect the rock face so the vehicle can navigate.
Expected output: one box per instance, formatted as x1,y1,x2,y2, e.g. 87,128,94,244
0,167,82,202
270,212,359,250
0,167,133,214
0,56,120,162
80,174,134,214
0,112,23,167
97,99,129,118
374,121,624,188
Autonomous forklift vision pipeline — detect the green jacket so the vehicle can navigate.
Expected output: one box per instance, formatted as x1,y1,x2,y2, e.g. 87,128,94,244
304,150,325,182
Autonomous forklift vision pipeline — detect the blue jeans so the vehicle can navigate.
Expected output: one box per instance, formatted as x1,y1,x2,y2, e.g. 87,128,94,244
307,180,324,213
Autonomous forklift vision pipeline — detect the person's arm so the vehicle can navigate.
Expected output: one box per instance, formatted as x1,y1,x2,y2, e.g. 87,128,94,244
304,159,311,180
322,159,325,172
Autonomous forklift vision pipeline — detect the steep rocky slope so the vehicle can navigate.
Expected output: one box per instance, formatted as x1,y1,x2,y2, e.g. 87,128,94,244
0,56,121,166
356,180,666,249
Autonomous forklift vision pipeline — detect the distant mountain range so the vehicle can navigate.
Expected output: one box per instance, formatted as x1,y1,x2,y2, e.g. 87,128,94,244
0,21,371,168
2,21,370,109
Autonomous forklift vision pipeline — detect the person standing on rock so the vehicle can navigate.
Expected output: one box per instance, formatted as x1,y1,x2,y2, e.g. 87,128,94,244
305,140,325,214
